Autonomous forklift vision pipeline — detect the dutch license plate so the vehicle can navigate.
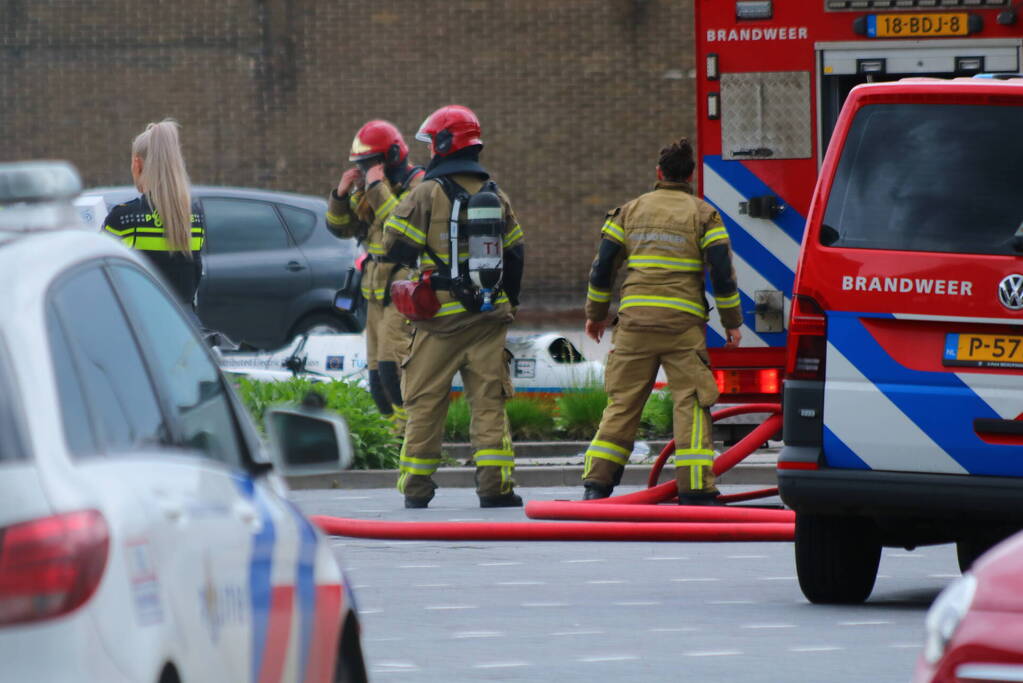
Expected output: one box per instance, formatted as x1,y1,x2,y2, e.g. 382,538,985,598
944,333,1023,369
867,13,969,38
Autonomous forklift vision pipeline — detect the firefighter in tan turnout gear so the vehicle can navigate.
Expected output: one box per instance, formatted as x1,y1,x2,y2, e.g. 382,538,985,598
326,120,424,434
582,138,743,505
381,105,526,509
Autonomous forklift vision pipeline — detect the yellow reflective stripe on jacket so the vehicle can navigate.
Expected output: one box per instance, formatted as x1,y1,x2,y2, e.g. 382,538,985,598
104,225,133,237
619,294,706,318
384,215,427,245
434,293,511,318
584,439,630,466
348,193,361,212
367,242,386,255
626,254,703,271
503,223,523,248
700,225,729,248
587,285,611,303
601,219,625,244
326,211,349,226
475,449,515,467
362,287,385,298
129,235,204,252
376,194,399,218
714,292,741,309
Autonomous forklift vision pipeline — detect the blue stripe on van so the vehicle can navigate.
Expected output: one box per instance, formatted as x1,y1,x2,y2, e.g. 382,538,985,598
703,155,807,244
233,475,275,683
823,425,872,470
827,312,1023,476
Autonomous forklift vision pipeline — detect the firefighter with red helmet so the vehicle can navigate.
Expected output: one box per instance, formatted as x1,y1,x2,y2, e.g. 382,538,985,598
380,105,526,509
326,120,425,433
581,138,743,504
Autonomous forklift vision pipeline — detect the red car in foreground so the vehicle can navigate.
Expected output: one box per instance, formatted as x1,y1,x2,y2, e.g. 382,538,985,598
915,530,1023,683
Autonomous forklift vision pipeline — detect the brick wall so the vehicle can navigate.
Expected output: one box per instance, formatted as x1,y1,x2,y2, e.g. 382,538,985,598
1,0,696,310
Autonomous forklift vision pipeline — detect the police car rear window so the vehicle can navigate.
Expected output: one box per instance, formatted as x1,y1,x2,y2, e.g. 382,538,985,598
0,336,27,462
822,103,1023,255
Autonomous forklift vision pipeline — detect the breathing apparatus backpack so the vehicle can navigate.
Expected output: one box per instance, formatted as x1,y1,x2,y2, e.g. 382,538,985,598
429,176,506,314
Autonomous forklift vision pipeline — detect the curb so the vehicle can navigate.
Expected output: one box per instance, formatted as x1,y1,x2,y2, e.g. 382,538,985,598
286,462,778,491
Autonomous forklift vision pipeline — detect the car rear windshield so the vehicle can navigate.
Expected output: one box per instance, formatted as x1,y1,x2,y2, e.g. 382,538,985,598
0,336,27,462
822,102,1023,255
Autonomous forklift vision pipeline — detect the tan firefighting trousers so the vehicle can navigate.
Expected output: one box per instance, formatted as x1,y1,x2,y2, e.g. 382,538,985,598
583,325,721,496
366,300,413,433
397,321,516,501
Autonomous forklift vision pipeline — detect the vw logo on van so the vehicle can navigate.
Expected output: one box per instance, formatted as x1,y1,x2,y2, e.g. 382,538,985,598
998,274,1023,311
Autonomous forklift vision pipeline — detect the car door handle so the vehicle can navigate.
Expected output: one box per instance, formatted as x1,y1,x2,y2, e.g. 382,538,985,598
232,501,262,531
286,261,306,272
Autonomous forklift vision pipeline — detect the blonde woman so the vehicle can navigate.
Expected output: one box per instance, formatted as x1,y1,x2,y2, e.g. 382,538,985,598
103,119,205,308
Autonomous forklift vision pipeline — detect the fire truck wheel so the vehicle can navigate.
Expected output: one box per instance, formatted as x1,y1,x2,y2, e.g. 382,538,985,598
795,513,881,604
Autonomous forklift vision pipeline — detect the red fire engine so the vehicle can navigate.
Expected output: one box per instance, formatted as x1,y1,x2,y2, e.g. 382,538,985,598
694,0,1022,403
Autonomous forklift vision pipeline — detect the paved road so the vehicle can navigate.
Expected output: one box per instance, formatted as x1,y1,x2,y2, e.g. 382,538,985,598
293,486,958,683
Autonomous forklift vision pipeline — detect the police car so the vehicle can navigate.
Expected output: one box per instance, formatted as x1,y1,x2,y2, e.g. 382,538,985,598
0,163,367,682
779,77,1023,604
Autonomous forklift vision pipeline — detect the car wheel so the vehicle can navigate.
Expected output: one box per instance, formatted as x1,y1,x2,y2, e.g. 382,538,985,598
795,513,881,604
291,312,355,338
335,613,368,683
957,529,1016,573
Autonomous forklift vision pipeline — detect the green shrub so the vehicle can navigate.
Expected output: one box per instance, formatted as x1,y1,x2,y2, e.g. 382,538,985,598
233,377,399,470
640,390,674,438
444,396,471,442
506,397,557,440
554,386,608,439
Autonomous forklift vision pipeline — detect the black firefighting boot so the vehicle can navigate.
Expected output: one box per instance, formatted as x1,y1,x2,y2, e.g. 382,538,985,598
582,482,613,500
678,491,723,506
404,497,431,509
479,492,523,508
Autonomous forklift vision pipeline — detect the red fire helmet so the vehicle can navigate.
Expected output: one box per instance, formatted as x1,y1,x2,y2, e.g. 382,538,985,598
415,105,482,157
349,120,409,166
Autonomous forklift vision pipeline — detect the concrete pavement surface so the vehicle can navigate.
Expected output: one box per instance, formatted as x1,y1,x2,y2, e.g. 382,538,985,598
292,485,958,683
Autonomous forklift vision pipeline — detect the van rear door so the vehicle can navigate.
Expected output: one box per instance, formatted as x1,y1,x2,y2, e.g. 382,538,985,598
808,92,1023,477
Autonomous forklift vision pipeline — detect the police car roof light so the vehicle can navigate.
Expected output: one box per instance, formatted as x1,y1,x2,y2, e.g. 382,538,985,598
0,161,82,205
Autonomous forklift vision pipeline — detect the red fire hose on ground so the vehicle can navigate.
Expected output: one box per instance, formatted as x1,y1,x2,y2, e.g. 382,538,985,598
312,404,789,542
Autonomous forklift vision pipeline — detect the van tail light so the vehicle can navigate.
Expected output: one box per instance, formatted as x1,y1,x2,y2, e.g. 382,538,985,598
787,295,827,381
713,368,781,397
0,510,109,626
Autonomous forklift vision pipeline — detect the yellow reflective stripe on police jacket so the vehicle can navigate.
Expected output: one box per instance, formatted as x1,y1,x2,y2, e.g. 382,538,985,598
384,215,427,245
504,223,523,249
127,235,204,252
619,294,706,318
714,292,741,309
434,292,510,317
584,439,630,466
626,254,703,271
587,285,611,303
601,219,625,244
700,226,729,249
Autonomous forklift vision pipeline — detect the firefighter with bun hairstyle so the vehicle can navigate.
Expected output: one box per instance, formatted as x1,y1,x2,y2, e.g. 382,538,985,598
326,120,425,434
581,138,742,504
381,105,526,509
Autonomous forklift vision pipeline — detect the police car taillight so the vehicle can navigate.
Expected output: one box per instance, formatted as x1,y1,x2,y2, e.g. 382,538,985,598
0,510,109,626
787,295,827,381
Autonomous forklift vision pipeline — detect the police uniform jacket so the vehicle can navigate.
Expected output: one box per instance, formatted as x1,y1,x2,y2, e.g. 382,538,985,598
585,180,742,333
326,169,424,303
380,173,525,335
103,195,205,306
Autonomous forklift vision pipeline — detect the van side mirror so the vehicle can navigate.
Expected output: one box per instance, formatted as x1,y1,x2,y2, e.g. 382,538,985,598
820,224,840,247
265,399,354,476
